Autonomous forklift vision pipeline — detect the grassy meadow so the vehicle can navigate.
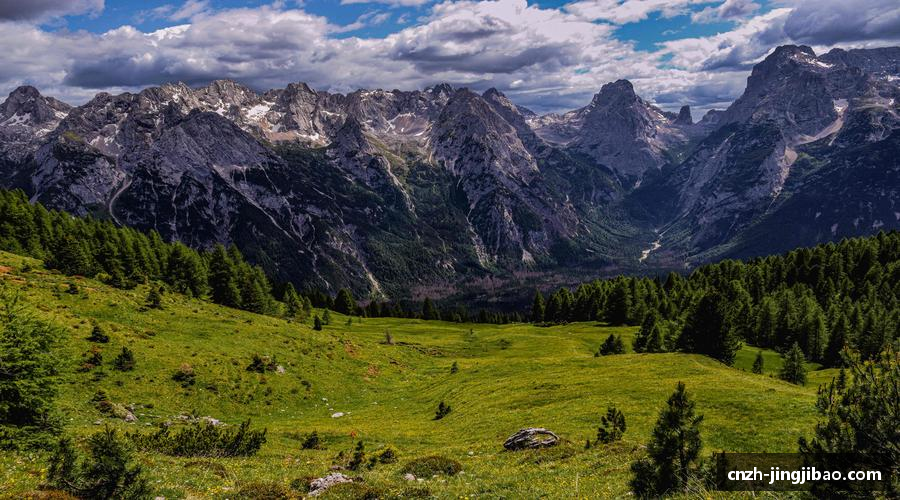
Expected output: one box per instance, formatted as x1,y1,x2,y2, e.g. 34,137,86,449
0,250,835,498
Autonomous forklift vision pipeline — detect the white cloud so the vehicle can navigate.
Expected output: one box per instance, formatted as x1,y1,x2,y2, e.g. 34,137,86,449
783,0,900,45
169,0,211,21
0,0,898,115
691,0,759,23
341,0,431,7
566,0,712,24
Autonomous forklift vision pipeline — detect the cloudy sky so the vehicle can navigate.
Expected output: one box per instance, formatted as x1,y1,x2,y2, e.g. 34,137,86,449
1,0,898,114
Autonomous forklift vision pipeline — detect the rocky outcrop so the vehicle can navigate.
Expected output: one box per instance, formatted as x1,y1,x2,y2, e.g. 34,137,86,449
503,428,560,450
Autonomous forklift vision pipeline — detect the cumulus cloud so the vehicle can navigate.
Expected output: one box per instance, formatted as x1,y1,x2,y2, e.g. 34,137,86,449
691,0,759,23
566,0,710,24
0,0,103,21
341,0,431,7
0,0,898,115
783,0,900,45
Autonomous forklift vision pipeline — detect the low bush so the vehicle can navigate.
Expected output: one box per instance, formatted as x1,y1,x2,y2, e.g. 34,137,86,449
301,431,322,450
112,347,135,371
172,363,196,387
233,481,290,499
128,419,266,457
400,456,462,477
46,427,150,500
247,354,278,373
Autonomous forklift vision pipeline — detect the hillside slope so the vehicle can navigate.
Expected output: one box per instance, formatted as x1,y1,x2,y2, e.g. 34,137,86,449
0,251,832,498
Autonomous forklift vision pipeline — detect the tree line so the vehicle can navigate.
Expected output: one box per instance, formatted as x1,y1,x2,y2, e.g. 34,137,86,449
531,231,900,367
0,189,519,324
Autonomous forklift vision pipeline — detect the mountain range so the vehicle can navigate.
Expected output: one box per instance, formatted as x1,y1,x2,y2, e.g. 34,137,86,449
1,44,898,299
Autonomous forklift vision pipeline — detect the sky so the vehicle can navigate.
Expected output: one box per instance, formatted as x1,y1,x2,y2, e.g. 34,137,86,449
0,0,898,115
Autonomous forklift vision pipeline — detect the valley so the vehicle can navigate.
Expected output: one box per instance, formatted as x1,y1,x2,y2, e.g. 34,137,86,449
0,251,832,498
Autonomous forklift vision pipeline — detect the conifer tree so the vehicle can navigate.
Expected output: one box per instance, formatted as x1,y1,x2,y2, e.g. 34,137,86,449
322,310,331,325
630,382,703,497
605,281,632,326
779,342,807,385
313,315,323,331
678,293,741,365
798,346,899,498
0,288,61,449
531,290,546,323
421,297,439,321
334,288,356,316
752,351,764,374
208,244,241,308
597,406,626,444
282,283,303,318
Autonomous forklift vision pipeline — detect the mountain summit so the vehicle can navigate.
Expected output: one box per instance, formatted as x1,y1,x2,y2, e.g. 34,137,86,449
0,44,898,297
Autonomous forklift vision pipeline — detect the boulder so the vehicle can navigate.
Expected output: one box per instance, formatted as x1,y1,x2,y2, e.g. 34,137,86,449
309,473,353,496
503,428,560,450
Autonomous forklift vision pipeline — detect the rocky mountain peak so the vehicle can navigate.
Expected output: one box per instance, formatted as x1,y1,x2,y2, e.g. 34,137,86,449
675,105,693,125
1,85,71,124
591,79,638,107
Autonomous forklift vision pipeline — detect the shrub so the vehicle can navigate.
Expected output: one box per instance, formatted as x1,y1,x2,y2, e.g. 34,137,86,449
172,363,196,387
347,440,366,471
450,361,459,374
301,431,322,450
87,323,110,343
46,427,150,500
65,283,79,295
247,354,278,373
400,456,462,477
233,481,289,500
597,334,625,356
320,482,383,499
113,347,135,371
80,346,103,372
128,419,266,457
597,406,627,444
368,445,399,467
145,286,163,310
434,401,451,420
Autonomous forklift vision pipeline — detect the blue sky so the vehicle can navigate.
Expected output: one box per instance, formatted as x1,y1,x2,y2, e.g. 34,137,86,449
0,0,897,114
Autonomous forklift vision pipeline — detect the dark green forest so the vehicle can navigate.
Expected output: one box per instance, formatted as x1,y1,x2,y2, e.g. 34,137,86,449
533,232,900,367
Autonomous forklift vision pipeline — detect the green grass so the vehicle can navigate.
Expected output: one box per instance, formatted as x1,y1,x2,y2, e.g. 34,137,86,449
0,251,834,498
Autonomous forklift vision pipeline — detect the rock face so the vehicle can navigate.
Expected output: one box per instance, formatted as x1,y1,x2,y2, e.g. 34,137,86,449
642,44,900,260
503,428,560,450
0,44,898,297
308,473,353,496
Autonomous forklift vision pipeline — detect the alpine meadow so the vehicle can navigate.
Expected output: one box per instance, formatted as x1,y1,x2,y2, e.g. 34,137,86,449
0,0,899,498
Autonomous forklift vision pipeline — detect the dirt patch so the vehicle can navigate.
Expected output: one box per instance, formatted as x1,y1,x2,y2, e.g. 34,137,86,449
342,340,359,357
0,266,12,274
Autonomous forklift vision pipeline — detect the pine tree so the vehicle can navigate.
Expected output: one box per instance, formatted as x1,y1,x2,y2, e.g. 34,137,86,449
207,245,241,308
0,288,62,449
678,293,741,365
334,288,356,315
597,406,626,444
322,310,331,325
313,315,323,331
282,283,303,318
798,346,899,498
630,382,703,497
605,281,632,326
145,286,163,310
752,351,764,374
531,290,546,323
421,298,439,321
598,334,625,356
779,342,807,385
47,426,150,499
